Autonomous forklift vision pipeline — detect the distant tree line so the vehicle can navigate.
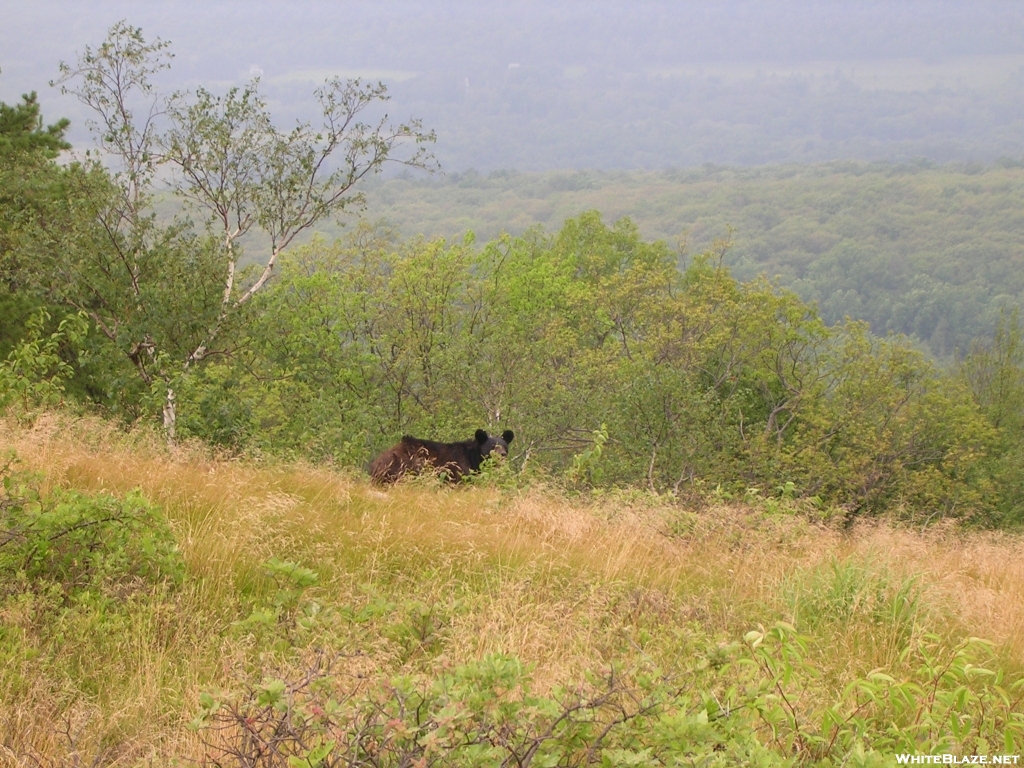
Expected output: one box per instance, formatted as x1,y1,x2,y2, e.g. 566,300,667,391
352,162,1024,360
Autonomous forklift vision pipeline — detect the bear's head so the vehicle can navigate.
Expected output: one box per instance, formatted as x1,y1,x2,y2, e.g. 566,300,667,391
475,429,515,458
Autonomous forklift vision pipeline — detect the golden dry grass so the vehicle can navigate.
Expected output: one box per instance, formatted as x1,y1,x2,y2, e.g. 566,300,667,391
842,523,1024,658
2,412,1023,765
4,413,1024,661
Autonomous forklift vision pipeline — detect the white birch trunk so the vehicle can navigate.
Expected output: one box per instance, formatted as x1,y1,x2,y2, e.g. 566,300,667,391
163,386,176,445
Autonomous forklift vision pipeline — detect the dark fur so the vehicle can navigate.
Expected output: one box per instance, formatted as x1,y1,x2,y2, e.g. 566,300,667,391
369,429,514,484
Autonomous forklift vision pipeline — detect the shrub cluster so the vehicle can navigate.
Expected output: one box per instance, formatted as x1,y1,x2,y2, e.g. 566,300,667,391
193,626,1024,766
0,458,184,603
173,215,1018,525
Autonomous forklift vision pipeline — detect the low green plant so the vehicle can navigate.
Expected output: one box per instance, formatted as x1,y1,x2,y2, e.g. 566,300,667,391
468,451,522,490
738,622,1024,761
192,623,1024,766
566,424,609,489
0,458,184,601
785,560,921,640
192,653,690,767
382,599,451,657
235,558,325,646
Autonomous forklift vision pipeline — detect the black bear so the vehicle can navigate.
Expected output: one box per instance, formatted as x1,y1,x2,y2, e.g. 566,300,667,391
369,429,514,484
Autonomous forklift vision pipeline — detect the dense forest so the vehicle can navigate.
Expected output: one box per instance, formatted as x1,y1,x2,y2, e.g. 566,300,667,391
351,162,1024,359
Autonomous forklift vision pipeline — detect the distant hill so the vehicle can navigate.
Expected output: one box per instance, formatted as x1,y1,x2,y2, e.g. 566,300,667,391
4,1,1024,170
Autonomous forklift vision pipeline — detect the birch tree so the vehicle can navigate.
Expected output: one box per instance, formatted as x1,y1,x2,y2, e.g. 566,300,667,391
51,22,435,439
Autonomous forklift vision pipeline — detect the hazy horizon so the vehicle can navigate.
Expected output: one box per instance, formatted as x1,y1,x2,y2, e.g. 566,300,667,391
4,1,1024,170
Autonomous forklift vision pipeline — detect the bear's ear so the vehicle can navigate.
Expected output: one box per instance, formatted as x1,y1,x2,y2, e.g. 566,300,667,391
475,429,489,444
501,430,514,444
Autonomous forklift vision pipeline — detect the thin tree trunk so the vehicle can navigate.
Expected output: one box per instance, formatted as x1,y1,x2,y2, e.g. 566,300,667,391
163,386,176,445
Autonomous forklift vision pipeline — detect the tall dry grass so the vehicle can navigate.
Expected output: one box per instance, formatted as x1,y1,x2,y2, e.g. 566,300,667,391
2,412,1023,765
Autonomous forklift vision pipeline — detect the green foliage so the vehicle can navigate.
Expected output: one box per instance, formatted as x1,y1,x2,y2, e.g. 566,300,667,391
785,560,920,637
763,321,997,521
960,309,1024,527
193,625,1024,766
0,91,87,366
174,213,1003,523
7,22,435,440
0,460,184,601
0,91,70,159
192,653,687,767
174,360,255,447
0,309,87,413
566,423,609,488
3,56,1018,524
357,163,1024,361
0,78,164,417
737,623,1024,760
236,558,325,647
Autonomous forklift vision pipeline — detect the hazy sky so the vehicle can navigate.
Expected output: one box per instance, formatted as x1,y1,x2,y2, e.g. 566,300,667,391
5,1,1024,169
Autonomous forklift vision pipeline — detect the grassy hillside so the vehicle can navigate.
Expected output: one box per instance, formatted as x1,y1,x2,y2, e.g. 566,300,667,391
2,413,1023,764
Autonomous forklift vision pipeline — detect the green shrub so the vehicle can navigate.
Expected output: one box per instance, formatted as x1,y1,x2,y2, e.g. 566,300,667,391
192,624,1024,766
0,309,86,413
0,459,184,601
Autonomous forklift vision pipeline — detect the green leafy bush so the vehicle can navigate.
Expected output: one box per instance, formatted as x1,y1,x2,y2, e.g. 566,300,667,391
192,624,1024,766
235,558,325,647
176,215,999,524
0,310,86,413
0,459,184,600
